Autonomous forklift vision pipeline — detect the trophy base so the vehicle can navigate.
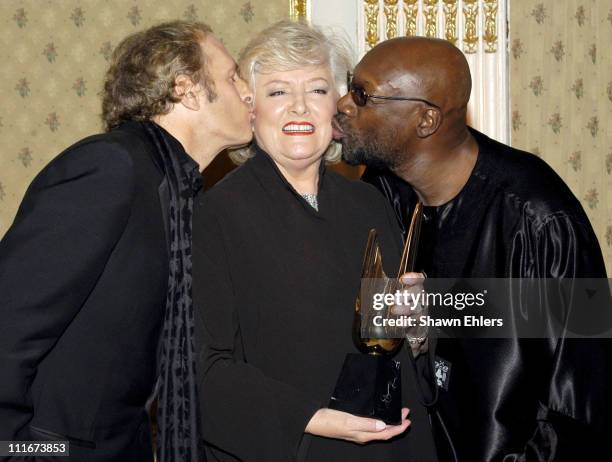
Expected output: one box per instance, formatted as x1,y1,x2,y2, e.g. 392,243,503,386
328,353,402,425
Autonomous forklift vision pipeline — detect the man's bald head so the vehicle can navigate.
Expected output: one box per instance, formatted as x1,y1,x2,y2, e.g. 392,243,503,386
337,36,476,174
358,36,471,115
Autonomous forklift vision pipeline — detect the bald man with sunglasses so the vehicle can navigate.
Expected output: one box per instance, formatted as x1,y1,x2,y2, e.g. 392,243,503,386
334,37,610,462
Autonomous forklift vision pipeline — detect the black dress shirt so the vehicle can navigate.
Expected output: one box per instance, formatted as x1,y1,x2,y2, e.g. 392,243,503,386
363,128,611,461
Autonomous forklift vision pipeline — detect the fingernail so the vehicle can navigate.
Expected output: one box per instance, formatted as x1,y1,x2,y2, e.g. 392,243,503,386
375,421,386,431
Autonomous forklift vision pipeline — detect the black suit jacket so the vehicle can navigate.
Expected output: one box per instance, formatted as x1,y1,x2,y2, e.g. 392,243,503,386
0,121,170,461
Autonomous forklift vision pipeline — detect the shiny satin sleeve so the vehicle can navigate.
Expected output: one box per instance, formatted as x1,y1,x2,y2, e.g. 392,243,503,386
510,211,606,279
503,214,611,461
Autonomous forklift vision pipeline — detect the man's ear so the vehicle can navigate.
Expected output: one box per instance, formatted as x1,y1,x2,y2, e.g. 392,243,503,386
174,74,200,111
416,107,442,138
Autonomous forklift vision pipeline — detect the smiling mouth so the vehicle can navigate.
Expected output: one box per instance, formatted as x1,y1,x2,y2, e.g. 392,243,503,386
282,122,315,136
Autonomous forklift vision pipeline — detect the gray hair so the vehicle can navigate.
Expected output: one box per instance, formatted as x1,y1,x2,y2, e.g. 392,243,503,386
229,20,354,165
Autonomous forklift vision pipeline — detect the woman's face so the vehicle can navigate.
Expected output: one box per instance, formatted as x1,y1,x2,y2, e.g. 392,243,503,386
252,64,337,171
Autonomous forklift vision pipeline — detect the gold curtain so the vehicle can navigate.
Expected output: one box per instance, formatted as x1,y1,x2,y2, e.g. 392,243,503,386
510,0,612,272
0,0,289,235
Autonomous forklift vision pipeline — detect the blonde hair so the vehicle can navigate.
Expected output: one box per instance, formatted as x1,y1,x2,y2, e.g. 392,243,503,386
229,20,353,165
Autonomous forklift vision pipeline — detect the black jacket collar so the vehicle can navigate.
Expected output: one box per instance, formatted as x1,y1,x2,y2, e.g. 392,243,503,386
247,143,328,217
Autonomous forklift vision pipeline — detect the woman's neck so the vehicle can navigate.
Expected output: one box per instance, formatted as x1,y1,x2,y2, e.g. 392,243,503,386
275,158,321,195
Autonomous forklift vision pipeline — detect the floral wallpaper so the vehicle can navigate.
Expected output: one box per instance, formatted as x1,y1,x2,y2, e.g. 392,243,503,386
510,0,612,273
0,0,288,235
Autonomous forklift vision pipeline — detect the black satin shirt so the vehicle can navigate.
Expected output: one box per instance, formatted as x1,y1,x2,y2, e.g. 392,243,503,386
363,128,611,461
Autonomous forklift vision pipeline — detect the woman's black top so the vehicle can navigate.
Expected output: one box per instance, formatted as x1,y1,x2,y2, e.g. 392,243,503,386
192,146,438,461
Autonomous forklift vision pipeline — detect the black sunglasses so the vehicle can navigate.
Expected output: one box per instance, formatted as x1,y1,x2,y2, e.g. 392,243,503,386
347,71,441,110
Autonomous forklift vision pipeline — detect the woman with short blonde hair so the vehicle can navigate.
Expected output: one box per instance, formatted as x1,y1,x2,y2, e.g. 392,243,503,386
194,20,426,462
229,20,352,165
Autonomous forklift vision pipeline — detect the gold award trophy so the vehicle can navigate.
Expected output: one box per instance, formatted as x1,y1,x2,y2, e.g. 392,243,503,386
329,204,423,424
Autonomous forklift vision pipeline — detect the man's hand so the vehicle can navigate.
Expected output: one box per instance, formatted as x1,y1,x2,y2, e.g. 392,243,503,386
392,272,425,315
396,272,428,356
305,407,411,444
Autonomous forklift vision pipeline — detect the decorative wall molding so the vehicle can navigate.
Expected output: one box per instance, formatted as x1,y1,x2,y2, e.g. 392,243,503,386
383,0,399,40
462,0,479,53
290,0,311,21
358,0,499,54
443,0,458,45
483,0,498,52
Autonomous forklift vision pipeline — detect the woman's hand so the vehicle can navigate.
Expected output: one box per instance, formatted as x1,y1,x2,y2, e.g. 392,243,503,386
304,407,410,444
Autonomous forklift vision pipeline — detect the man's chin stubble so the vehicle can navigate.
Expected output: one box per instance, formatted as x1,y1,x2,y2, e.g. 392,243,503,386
341,139,395,170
